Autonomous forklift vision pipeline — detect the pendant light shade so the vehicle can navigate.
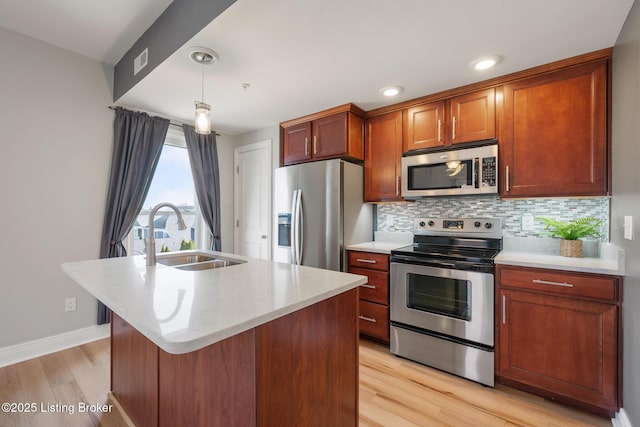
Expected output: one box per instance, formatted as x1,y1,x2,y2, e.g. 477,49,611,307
189,47,218,135
195,101,211,134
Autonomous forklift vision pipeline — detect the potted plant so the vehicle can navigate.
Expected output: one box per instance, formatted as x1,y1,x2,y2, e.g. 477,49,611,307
537,216,602,257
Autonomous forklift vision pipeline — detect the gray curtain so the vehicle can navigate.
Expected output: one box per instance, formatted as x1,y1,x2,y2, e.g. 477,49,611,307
183,125,221,251
98,107,170,324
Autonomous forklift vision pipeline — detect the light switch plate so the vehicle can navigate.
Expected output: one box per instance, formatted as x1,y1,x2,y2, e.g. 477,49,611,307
624,216,633,240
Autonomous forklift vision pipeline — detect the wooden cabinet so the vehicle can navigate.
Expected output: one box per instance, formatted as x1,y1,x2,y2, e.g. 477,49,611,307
496,265,621,417
365,111,403,202
348,251,390,344
403,88,495,151
111,314,159,427
500,60,608,197
282,122,312,164
281,103,364,166
111,290,359,427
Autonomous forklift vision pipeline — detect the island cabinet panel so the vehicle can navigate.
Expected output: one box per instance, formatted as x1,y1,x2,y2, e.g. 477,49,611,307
111,313,158,427
110,289,359,427
496,265,621,417
500,60,608,197
256,288,358,427
365,111,403,202
158,330,256,427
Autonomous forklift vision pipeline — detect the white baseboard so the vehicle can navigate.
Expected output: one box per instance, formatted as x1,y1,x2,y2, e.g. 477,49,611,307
612,408,634,427
0,324,110,368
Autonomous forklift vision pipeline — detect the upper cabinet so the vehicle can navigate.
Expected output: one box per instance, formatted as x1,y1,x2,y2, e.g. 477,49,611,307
500,60,609,198
403,88,496,151
280,103,365,166
365,111,403,202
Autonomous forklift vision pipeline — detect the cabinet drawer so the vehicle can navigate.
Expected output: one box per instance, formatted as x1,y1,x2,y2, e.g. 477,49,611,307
348,251,389,271
359,300,389,342
499,266,617,301
349,267,389,305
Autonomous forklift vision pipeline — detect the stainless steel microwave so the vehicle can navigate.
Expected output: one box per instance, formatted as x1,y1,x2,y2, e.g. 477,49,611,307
401,143,498,198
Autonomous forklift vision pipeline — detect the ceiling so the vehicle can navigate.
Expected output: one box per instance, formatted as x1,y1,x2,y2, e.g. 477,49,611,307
1,0,635,135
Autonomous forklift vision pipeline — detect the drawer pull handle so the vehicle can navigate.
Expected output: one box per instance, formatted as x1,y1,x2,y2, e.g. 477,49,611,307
360,284,376,289
359,315,377,323
502,295,506,325
532,279,574,288
356,258,377,264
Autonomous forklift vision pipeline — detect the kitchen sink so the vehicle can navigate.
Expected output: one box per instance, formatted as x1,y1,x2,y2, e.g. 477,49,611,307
155,251,245,270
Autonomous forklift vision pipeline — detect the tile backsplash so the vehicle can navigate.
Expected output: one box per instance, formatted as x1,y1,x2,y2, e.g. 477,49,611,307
375,195,610,241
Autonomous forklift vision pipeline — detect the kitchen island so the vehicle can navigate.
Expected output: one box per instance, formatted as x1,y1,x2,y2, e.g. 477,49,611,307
62,251,366,427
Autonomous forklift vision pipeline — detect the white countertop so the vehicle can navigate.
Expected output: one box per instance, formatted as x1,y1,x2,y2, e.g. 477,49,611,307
346,241,409,254
495,242,625,276
61,251,367,354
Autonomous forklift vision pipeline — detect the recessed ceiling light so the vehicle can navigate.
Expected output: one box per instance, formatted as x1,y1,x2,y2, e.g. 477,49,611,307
470,55,502,71
380,86,403,97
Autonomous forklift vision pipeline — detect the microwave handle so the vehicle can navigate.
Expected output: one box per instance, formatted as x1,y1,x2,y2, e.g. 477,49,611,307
474,158,479,189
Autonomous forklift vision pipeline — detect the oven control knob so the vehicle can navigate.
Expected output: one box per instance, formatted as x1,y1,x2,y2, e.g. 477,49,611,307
485,222,493,229
427,220,435,227
419,221,426,227
474,221,481,228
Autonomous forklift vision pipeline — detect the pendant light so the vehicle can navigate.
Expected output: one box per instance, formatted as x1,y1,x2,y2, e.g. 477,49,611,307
189,47,218,134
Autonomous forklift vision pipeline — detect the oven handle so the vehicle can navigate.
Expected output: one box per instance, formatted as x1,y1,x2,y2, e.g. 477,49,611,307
390,255,493,272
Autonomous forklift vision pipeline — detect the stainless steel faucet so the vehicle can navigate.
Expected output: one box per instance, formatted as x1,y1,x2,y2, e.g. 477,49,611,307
146,202,188,266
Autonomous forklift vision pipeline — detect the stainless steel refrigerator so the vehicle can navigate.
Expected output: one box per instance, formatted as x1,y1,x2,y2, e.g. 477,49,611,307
273,159,372,271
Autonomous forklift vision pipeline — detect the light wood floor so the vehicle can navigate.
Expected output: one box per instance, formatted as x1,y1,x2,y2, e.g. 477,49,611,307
0,338,611,427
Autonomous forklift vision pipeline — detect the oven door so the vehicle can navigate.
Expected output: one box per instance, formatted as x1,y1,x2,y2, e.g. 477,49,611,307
390,261,494,347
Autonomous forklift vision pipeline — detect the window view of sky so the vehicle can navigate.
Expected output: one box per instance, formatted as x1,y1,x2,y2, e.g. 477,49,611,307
143,144,195,209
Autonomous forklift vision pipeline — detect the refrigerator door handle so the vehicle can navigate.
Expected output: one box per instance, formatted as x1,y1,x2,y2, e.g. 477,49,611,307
290,190,299,264
297,190,303,265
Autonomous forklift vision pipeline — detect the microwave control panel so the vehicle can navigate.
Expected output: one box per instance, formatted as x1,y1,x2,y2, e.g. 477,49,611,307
481,157,497,187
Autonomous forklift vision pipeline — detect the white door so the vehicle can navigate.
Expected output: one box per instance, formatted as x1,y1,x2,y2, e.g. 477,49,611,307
234,140,272,259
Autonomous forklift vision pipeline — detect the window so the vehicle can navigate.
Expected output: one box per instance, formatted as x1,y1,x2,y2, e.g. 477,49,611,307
128,129,205,255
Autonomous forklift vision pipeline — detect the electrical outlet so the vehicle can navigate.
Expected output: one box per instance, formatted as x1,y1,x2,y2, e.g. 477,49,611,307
522,215,535,231
624,216,633,240
65,297,76,312
386,215,394,228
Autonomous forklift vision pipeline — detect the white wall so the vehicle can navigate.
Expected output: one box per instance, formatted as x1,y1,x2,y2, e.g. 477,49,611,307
0,27,113,347
612,4,640,425
215,132,236,253
233,125,280,171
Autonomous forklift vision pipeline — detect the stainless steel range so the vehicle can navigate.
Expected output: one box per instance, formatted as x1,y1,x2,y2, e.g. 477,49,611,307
390,217,502,387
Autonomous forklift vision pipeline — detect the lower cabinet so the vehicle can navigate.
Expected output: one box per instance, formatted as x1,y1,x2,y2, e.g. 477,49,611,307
111,288,359,427
348,250,390,344
496,265,622,417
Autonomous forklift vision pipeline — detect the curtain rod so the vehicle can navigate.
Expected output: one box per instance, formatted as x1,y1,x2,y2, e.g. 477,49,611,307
107,106,221,136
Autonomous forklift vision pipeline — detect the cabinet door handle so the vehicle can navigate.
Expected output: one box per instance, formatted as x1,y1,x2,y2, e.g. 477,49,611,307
452,116,456,140
313,135,318,154
532,279,574,288
437,119,442,142
505,165,510,192
304,137,309,156
502,295,506,324
359,315,377,323
360,284,376,289
356,258,377,264
396,176,400,196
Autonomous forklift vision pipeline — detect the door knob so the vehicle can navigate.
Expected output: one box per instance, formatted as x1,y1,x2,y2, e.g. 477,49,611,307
260,234,267,239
